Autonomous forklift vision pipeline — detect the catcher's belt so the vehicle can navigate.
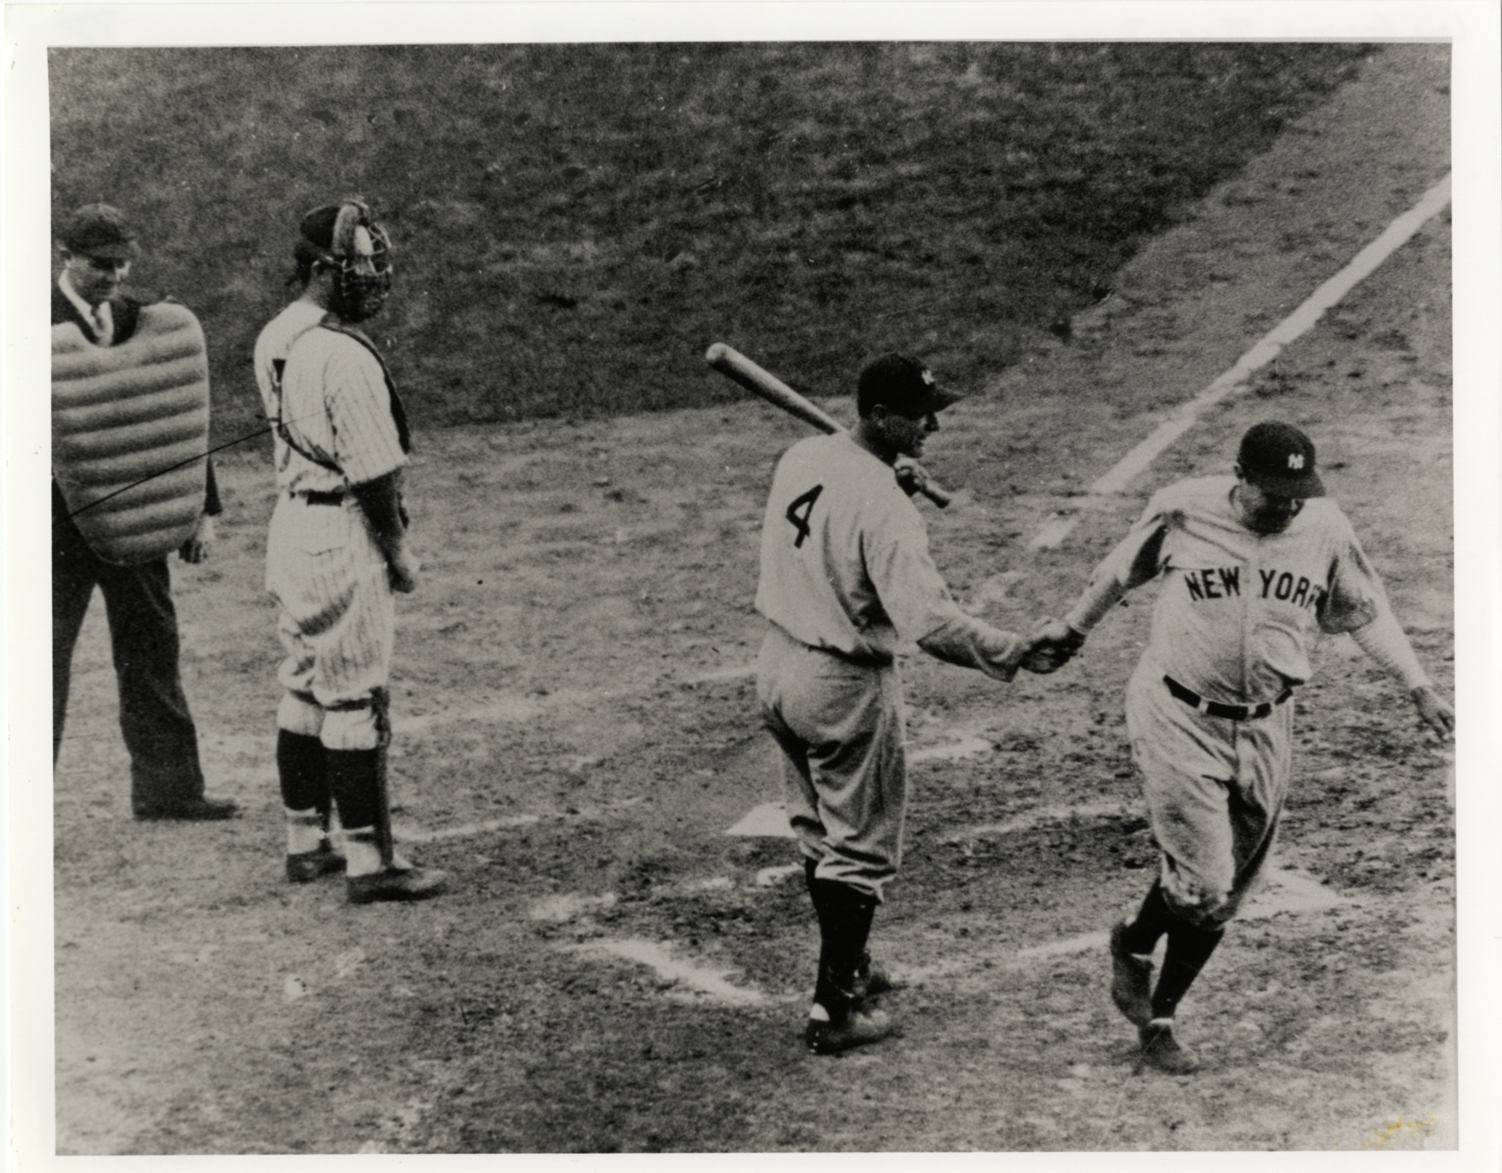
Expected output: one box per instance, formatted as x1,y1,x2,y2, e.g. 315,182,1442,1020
52,301,210,565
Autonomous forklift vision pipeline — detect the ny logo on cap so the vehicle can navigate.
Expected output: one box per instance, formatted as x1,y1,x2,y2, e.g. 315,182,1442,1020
921,369,935,386
1288,454,1305,470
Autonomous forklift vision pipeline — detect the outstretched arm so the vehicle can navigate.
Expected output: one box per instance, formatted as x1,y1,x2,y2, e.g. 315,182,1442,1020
919,614,1032,682
1349,611,1454,739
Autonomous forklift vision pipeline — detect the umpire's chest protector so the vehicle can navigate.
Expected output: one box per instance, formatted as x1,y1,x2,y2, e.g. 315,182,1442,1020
52,301,210,565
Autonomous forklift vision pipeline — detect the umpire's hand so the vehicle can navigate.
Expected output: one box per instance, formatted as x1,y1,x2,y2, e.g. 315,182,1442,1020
178,514,216,564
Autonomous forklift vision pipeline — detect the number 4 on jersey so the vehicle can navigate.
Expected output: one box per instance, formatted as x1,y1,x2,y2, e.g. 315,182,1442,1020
785,484,824,548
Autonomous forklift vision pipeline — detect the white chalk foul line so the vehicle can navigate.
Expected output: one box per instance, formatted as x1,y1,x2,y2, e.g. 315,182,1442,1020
1029,174,1452,551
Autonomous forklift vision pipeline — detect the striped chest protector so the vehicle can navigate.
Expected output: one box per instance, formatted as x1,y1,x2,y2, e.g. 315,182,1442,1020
52,301,210,565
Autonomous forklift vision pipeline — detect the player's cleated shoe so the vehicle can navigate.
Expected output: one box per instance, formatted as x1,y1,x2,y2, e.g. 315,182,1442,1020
854,951,899,998
346,864,448,904
286,841,347,883
1109,921,1154,1027
804,1005,896,1056
1138,1018,1201,1076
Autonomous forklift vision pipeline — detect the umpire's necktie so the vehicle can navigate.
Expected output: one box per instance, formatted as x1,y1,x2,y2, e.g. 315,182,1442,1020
91,301,114,346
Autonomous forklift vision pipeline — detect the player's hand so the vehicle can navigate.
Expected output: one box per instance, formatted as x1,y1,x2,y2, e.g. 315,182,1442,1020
893,457,930,498
1019,617,1084,674
178,514,216,564
388,543,421,594
1411,685,1455,740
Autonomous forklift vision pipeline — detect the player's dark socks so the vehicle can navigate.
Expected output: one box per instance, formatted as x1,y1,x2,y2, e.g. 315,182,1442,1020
326,748,381,833
811,879,877,1019
804,858,823,913
1150,921,1225,1021
1119,878,1176,956
276,730,327,814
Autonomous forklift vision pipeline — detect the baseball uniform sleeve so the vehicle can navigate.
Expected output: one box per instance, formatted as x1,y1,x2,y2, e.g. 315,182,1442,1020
918,614,1028,681
1349,610,1431,690
325,336,407,487
1064,496,1172,632
1315,515,1385,634
863,502,968,645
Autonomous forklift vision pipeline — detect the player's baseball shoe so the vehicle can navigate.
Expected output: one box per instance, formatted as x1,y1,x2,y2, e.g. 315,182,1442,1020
1109,921,1154,1027
346,863,448,904
286,841,347,883
805,1005,895,1056
134,795,240,821
854,952,899,998
1138,1018,1200,1075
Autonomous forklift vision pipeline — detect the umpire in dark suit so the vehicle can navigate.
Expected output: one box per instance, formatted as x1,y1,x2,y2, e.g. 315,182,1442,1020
52,203,237,820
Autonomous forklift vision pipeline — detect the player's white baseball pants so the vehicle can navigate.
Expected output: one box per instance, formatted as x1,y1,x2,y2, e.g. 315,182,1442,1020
1126,659,1294,928
757,623,908,902
266,493,394,751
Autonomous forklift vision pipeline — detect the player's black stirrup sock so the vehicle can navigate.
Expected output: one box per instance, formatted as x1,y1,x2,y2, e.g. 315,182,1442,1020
811,879,877,1019
804,858,826,915
1150,921,1225,1021
1118,878,1176,956
325,748,381,835
276,730,328,816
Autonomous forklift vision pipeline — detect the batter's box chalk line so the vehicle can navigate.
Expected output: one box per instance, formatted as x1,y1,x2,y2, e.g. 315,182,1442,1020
565,938,772,1006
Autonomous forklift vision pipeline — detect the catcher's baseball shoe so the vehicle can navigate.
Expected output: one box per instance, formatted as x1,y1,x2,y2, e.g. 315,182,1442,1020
1138,1018,1200,1076
346,863,448,904
1109,921,1154,1027
286,841,347,883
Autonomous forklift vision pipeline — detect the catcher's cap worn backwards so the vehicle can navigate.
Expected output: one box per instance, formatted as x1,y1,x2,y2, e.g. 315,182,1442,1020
857,353,961,418
1237,421,1325,498
58,203,141,261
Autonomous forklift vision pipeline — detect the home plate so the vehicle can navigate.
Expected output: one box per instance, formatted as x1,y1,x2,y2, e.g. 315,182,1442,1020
568,938,768,1006
726,802,794,838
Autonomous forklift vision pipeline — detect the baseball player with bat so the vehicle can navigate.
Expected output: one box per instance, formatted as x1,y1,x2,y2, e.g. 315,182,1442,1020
1031,421,1454,1073
745,351,1064,1054
253,198,446,903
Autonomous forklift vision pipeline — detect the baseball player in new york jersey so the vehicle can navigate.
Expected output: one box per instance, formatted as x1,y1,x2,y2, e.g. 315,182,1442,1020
1035,421,1453,1074
254,199,445,904
757,353,1055,1055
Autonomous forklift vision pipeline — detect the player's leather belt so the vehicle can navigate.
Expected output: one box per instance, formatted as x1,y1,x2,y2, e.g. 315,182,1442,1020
295,489,345,506
1164,675,1293,721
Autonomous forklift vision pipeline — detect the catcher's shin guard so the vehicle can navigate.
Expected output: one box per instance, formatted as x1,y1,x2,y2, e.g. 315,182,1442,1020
370,686,396,867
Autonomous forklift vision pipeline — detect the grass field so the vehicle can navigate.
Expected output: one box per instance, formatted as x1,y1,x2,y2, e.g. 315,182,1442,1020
51,43,1370,434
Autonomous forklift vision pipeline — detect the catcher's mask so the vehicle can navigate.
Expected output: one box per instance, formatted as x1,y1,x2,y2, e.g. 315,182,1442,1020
296,200,393,323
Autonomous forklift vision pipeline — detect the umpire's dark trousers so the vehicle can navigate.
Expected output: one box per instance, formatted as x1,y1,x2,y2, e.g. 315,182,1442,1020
52,485,207,814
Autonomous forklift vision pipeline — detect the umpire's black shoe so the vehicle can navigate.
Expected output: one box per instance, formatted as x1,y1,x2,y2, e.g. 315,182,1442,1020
134,796,241,822
1109,921,1154,1027
804,1006,896,1055
346,864,448,904
1138,1018,1201,1076
286,842,347,883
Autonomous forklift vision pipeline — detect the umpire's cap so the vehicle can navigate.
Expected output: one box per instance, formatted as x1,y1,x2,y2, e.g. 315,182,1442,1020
58,203,141,262
857,353,961,418
1237,421,1325,498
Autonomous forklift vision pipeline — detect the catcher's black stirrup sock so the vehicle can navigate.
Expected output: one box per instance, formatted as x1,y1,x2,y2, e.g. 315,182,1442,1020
325,748,381,835
811,879,877,1020
1118,877,1176,956
276,730,328,816
804,858,825,915
1150,921,1225,1021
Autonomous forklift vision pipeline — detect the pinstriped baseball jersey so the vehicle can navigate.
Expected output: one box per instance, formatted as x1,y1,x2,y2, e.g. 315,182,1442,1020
755,431,964,663
1068,475,1391,706
253,299,407,494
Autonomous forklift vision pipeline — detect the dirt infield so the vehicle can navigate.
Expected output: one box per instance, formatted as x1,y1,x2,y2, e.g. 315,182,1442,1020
44,47,1458,1154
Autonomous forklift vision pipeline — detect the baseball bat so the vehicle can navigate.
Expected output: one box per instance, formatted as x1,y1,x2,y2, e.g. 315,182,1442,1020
704,343,952,508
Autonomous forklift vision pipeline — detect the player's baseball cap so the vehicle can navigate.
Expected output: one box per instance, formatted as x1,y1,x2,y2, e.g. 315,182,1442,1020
857,353,961,418
1237,421,1325,498
58,203,141,262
